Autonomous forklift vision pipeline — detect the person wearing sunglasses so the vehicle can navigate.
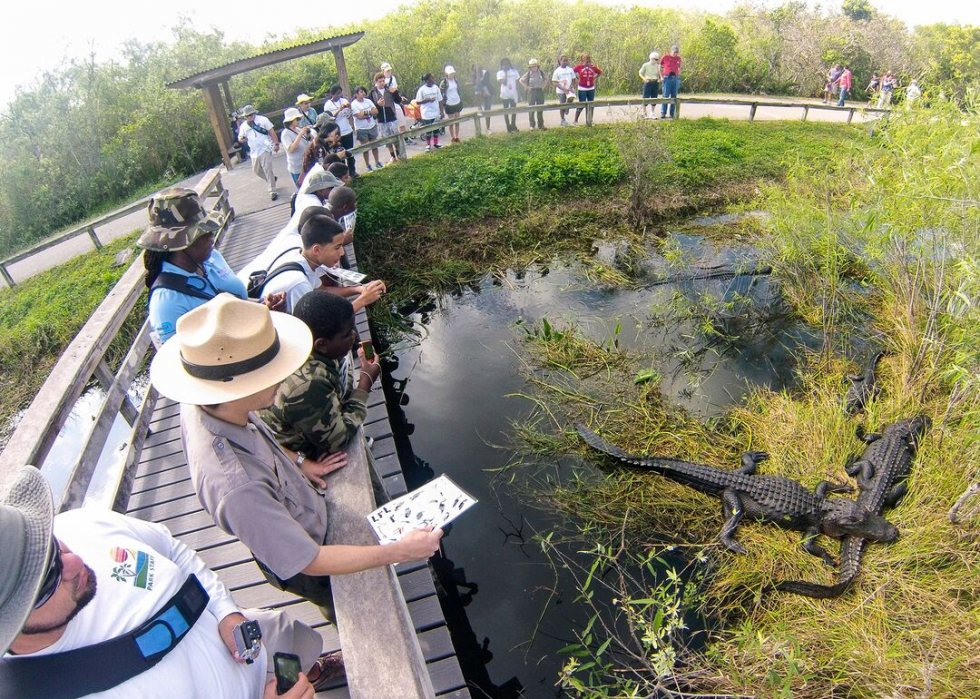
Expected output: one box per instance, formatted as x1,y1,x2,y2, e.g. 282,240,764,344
0,465,336,699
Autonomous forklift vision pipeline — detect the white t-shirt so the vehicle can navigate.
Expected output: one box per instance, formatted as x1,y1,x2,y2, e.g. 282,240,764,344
444,78,461,106
350,98,378,130
280,127,311,175
236,192,322,286
497,68,520,100
238,116,275,156
415,84,443,120
324,97,354,136
9,509,264,699
259,248,327,313
552,66,576,95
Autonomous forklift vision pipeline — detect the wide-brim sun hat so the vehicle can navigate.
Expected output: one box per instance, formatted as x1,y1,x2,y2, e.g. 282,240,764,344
444,65,456,76
150,293,312,405
650,52,660,60
137,188,221,252
283,107,303,124
380,62,392,71
296,93,313,104
240,105,258,117
305,170,343,195
528,58,539,66
0,465,54,655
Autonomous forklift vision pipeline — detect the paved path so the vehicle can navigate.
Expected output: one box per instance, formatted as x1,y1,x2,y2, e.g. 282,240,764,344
1,93,875,287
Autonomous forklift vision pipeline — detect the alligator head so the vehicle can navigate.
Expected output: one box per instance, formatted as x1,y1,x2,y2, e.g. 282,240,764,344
887,415,931,447
822,499,899,542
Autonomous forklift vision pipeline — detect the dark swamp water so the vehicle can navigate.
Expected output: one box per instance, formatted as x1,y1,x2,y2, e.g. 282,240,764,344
379,219,823,697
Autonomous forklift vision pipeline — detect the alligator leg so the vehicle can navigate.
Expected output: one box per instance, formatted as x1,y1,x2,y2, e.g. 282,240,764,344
801,530,837,567
815,480,854,498
719,490,748,555
737,451,768,475
854,424,881,444
884,482,909,508
845,459,874,489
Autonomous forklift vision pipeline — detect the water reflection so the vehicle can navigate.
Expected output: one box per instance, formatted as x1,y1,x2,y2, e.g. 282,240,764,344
380,232,819,695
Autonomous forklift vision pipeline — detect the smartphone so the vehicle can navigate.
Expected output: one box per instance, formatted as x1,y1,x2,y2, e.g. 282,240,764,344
360,340,375,361
274,652,302,695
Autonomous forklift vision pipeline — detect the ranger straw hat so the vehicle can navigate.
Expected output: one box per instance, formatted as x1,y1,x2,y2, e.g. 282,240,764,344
137,188,221,252
150,293,312,405
0,466,55,654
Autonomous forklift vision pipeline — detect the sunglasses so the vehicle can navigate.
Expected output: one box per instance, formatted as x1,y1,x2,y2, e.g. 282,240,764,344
34,537,63,609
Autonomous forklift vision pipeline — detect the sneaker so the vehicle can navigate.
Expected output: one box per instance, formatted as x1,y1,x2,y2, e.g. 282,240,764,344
433,143,443,149
405,137,417,145
366,164,373,172
560,119,569,127
486,129,493,135
375,162,384,169
425,145,431,152
270,191,278,201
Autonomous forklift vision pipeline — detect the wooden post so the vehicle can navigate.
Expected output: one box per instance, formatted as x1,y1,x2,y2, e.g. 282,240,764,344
674,97,681,119
396,131,407,159
749,103,758,121
802,105,809,122
325,432,437,699
473,113,482,136
220,81,235,117
847,108,855,124
201,83,235,170
86,225,103,250
585,101,594,127
0,263,15,288
332,46,352,100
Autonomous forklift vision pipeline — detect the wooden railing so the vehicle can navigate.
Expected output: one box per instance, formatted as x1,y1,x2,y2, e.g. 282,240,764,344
0,168,234,512
345,95,890,158
0,175,233,289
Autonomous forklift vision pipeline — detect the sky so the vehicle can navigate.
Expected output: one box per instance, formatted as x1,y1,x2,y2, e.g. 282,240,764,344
1,0,978,107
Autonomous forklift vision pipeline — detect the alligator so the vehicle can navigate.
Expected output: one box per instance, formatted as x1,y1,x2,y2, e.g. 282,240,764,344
844,351,885,415
773,416,930,598
575,424,898,564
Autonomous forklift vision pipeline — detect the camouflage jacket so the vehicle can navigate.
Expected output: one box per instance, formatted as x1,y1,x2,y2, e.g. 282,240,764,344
261,352,370,457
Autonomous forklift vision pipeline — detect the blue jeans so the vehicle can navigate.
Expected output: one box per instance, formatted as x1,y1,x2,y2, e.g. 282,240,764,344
662,75,680,117
837,88,849,106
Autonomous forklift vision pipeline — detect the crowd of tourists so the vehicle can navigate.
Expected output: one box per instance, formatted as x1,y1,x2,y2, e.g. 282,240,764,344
0,177,439,697
236,48,686,198
822,64,921,109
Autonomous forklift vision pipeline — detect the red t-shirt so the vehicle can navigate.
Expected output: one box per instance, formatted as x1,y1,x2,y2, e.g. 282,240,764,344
573,64,602,90
660,54,682,77
839,69,852,89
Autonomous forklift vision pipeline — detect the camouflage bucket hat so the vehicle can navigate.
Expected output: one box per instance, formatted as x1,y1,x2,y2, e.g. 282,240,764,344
137,188,220,252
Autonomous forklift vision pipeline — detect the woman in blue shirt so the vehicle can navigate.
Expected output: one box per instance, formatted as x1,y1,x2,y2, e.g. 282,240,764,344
138,188,282,345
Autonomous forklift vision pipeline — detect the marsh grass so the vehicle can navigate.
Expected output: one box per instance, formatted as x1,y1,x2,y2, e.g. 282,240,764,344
0,234,144,429
508,103,980,697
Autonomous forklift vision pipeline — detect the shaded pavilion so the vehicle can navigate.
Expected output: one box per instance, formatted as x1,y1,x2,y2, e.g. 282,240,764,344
168,32,364,169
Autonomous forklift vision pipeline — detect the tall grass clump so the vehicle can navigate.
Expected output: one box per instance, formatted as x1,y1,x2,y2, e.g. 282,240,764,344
511,101,980,698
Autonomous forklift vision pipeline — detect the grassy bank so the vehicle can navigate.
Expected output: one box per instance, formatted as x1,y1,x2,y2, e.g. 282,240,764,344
0,235,144,430
354,119,863,302
511,103,980,697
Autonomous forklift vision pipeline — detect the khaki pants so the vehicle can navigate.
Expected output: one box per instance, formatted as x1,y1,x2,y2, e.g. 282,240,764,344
246,607,324,678
252,150,277,193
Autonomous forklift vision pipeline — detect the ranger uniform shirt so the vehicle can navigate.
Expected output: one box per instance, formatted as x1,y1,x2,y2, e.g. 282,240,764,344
261,351,369,458
181,406,328,581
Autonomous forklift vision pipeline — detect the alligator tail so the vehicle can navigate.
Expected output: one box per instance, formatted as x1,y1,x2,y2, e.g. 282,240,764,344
574,424,641,464
770,575,855,599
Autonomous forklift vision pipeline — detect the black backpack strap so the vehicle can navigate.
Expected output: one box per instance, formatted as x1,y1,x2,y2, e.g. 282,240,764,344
150,272,218,302
260,262,308,291
0,575,209,699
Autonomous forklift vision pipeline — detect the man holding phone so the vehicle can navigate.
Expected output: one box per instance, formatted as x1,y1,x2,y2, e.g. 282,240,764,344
0,465,325,699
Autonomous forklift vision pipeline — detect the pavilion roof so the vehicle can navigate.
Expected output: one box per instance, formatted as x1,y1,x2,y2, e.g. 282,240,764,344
167,31,365,89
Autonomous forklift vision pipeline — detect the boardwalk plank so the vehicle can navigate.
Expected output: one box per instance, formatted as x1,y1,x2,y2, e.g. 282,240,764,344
427,657,467,695
399,567,437,603
126,478,196,509
132,465,190,492
383,472,408,498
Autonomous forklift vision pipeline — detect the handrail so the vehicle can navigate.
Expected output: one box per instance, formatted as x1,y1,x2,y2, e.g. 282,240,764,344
0,168,233,507
0,168,232,288
344,95,889,158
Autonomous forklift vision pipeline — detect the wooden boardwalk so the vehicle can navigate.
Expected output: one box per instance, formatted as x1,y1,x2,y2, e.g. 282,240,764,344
125,201,469,698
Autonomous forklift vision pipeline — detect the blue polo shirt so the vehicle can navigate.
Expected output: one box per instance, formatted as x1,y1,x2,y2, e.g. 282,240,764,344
148,249,247,344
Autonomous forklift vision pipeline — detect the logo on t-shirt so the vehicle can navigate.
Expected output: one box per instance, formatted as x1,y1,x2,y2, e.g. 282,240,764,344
109,547,156,590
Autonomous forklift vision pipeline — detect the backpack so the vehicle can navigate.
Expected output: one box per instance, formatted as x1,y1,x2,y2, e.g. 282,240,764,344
246,247,306,299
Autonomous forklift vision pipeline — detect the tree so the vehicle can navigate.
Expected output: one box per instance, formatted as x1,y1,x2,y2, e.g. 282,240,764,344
842,0,875,22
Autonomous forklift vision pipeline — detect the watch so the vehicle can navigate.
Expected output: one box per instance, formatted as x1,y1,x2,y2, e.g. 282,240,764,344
295,452,306,467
